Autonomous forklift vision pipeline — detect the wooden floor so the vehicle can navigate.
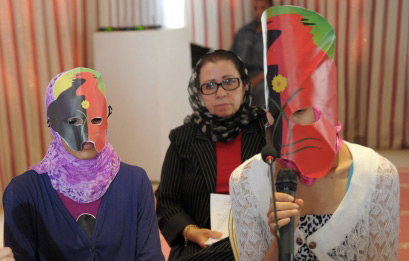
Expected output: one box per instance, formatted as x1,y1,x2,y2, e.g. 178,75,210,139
1,149,409,260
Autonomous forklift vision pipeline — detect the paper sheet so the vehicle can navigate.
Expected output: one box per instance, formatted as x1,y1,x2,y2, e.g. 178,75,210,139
205,193,231,246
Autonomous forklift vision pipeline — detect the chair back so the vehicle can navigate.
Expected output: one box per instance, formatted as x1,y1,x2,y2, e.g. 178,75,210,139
228,209,240,261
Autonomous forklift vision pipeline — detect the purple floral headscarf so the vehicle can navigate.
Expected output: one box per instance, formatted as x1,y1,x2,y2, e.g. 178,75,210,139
30,69,120,203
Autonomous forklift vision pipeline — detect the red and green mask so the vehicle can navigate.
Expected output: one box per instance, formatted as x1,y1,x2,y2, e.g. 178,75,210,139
47,68,108,152
262,6,339,178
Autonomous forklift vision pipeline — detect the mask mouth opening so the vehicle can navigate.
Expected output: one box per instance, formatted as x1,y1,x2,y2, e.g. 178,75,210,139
81,141,96,149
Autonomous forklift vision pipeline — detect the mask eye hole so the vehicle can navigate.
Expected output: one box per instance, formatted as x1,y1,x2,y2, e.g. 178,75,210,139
68,117,83,126
91,117,102,125
291,106,319,125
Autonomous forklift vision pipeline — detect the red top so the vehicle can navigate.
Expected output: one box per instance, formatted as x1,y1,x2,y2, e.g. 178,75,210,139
58,192,101,221
215,132,242,194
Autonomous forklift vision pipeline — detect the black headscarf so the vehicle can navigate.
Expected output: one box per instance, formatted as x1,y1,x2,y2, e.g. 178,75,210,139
185,50,264,142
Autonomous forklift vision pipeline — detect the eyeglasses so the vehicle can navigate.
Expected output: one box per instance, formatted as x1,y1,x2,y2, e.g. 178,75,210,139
200,77,241,95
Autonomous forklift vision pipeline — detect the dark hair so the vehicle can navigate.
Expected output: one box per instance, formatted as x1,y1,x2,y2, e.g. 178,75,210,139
195,50,248,88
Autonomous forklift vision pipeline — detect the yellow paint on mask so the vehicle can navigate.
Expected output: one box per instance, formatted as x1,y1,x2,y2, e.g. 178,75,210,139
53,67,106,99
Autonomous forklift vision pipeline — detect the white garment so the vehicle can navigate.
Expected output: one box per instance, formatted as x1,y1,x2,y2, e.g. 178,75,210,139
229,141,400,261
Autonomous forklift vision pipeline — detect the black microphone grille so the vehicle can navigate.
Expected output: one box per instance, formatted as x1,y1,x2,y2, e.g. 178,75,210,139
276,169,297,193
261,145,278,163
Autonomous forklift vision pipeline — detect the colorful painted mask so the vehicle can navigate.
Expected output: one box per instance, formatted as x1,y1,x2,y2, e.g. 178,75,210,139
47,68,107,152
262,6,339,178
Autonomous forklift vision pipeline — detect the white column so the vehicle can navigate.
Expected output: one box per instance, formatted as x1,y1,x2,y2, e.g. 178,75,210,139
94,28,192,181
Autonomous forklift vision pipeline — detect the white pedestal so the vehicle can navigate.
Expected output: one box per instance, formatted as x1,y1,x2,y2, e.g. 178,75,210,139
94,28,192,182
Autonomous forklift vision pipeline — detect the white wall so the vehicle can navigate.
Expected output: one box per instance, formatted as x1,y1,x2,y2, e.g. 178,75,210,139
94,28,192,181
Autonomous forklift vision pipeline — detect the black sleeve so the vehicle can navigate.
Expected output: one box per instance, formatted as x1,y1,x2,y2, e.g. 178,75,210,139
155,130,196,247
3,181,38,260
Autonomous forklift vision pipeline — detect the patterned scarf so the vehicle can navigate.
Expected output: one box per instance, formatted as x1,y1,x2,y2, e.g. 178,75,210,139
185,50,265,142
30,71,120,203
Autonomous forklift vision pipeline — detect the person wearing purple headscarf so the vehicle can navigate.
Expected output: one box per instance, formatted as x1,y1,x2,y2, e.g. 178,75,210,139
3,68,165,260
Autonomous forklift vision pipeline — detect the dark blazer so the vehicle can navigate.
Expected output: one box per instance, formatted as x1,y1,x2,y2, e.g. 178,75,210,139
156,116,266,260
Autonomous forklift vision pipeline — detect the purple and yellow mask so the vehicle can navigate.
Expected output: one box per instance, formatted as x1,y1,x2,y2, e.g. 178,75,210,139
47,68,108,152
262,6,341,178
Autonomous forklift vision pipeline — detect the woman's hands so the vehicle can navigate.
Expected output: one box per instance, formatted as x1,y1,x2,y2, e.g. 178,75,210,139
263,193,303,260
267,192,304,235
0,247,14,261
186,227,222,249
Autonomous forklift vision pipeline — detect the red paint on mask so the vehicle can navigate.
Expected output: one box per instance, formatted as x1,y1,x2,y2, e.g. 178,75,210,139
75,72,107,152
266,14,338,178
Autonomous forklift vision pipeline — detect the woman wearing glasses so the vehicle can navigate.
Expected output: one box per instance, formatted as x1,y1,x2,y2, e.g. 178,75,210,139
155,50,266,260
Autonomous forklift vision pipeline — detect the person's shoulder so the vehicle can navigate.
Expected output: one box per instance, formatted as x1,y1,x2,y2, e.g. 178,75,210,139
231,23,253,46
114,162,155,190
117,162,149,180
6,170,41,190
237,22,257,33
169,121,199,142
3,170,43,202
118,161,144,171
171,121,196,133
345,141,398,177
112,163,155,202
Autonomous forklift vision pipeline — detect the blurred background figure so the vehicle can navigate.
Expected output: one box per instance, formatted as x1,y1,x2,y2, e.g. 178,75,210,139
230,0,273,107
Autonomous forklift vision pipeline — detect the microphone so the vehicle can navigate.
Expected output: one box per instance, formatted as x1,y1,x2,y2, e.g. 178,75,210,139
261,145,282,254
261,145,277,165
276,169,297,261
